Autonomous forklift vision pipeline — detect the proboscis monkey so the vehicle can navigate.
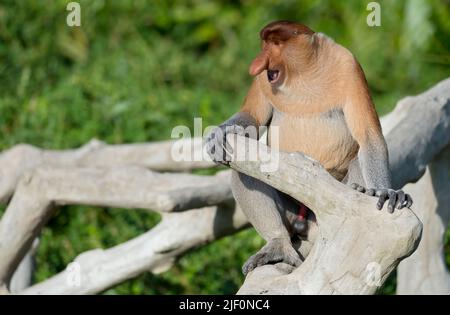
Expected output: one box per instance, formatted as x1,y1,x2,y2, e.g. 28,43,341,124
205,21,413,275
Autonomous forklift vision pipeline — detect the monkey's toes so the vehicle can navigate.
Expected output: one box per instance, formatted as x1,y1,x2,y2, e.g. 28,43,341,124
242,238,302,276
375,189,413,212
350,183,366,193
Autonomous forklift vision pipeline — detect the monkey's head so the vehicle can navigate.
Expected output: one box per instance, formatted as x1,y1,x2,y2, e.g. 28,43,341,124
249,21,315,87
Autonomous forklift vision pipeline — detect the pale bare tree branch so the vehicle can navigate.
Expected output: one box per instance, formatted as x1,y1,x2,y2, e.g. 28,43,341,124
228,134,422,294
0,167,232,287
397,147,450,294
9,238,39,293
0,138,215,204
20,204,247,294
234,78,450,294
381,79,450,189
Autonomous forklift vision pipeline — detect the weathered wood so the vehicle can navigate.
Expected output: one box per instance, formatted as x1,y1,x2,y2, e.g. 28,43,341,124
397,147,450,294
9,238,39,293
235,78,450,294
19,204,247,294
382,79,450,189
227,134,422,294
0,138,214,204
0,167,232,287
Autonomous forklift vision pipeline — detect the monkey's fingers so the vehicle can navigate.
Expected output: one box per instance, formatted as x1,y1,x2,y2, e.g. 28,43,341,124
404,194,413,208
222,132,236,164
205,128,230,165
395,190,406,209
387,190,397,213
376,190,389,210
350,183,366,193
205,133,216,154
223,133,235,158
204,134,217,158
223,125,251,164
353,185,403,213
374,189,409,213
223,125,246,155
223,145,234,164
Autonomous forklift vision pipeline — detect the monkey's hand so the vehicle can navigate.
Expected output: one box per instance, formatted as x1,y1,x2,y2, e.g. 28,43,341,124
350,183,413,213
204,124,247,165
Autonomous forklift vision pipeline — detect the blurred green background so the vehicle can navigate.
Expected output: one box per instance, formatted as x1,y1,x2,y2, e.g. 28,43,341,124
0,0,449,294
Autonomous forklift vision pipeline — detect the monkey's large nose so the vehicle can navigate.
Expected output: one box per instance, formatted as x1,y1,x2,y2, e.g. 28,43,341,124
267,69,280,83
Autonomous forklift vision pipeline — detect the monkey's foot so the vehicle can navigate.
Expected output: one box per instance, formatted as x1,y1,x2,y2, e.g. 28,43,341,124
350,183,413,213
242,238,302,276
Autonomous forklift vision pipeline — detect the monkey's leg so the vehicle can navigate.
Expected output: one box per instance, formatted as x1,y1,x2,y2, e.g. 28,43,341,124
231,171,302,275
342,157,365,187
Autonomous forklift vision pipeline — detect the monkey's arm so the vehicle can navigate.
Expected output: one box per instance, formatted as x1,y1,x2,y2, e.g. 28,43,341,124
343,81,412,212
205,78,272,164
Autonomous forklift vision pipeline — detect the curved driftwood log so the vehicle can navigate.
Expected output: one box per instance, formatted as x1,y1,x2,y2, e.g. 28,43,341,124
9,238,39,293
397,147,450,294
228,134,422,294
19,204,247,294
0,167,233,288
382,79,450,189
0,138,214,204
235,78,450,294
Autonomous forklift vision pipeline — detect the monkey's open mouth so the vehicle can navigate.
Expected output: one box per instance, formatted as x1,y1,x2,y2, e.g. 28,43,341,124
267,69,280,83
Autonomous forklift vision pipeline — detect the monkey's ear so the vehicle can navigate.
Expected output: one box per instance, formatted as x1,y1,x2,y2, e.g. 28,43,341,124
249,51,269,76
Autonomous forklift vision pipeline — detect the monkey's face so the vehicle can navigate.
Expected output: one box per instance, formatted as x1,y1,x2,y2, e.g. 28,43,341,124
249,21,315,89
249,42,285,86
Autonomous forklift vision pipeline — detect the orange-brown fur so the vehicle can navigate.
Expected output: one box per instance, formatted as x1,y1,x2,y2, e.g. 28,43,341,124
207,21,409,274
241,22,383,180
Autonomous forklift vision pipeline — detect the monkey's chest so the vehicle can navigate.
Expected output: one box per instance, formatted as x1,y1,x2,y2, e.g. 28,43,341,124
268,109,359,180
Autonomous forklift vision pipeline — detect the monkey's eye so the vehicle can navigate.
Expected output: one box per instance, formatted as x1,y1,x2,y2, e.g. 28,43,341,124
267,70,280,83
